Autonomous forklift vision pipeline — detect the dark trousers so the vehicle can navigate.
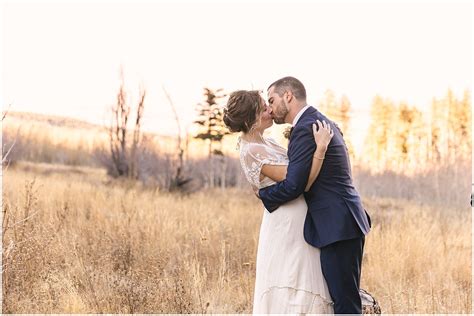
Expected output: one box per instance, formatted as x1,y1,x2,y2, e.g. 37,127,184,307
320,236,365,314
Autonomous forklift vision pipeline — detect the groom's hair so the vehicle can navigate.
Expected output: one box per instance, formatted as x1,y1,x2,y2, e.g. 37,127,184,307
267,76,306,100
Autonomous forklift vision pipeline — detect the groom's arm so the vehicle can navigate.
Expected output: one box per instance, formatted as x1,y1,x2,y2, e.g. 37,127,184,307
258,125,316,212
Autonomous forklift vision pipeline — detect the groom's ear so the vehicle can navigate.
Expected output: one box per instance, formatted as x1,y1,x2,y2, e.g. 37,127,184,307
286,90,293,103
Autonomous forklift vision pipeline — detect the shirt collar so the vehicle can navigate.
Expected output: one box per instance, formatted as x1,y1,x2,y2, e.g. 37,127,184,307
292,105,311,126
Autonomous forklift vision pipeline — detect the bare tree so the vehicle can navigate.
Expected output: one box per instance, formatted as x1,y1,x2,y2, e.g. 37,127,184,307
106,69,145,179
2,104,11,121
129,85,145,179
2,105,16,171
162,86,193,191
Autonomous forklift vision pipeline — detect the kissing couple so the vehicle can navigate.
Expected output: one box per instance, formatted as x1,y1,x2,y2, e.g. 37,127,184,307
223,76,374,314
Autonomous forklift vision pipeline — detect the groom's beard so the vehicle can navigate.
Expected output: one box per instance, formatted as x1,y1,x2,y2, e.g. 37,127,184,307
272,103,288,124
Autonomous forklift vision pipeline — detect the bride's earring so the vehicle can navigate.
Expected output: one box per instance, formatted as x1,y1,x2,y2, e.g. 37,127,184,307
248,124,255,134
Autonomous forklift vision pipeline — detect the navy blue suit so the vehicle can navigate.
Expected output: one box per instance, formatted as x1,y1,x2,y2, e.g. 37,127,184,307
259,106,371,314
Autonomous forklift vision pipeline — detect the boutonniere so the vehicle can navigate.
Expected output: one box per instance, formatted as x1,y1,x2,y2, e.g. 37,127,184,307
283,126,294,139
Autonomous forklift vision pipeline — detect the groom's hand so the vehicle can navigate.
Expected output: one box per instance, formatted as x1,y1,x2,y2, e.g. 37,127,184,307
253,187,261,199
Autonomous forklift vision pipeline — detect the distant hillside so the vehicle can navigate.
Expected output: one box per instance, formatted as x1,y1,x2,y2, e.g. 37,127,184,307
2,111,244,158
3,110,179,144
6,111,106,131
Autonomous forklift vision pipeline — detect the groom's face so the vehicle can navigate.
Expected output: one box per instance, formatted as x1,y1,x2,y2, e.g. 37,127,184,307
267,86,289,124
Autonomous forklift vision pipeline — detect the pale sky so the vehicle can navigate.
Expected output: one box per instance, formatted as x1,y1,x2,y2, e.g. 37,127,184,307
2,0,472,153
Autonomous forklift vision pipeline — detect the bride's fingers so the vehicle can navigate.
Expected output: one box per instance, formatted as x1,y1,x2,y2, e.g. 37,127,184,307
314,120,335,137
327,124,333,134
317,120,323,132
323,121,330,133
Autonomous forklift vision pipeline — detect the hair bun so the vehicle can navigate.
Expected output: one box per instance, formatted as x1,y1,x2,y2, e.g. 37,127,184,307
223,90,262,134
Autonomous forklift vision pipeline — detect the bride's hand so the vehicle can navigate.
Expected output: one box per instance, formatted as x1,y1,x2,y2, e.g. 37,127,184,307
312,120,334,152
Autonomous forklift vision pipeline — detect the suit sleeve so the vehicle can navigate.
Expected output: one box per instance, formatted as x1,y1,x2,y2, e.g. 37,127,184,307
258,124,316,212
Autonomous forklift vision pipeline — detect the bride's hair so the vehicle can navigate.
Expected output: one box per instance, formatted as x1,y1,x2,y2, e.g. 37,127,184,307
223,90,263,133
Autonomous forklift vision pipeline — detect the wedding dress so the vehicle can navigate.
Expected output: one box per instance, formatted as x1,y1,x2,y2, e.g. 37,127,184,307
239,136,334,314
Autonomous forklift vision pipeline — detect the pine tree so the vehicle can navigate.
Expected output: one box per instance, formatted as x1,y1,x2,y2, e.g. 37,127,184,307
193,88,230,187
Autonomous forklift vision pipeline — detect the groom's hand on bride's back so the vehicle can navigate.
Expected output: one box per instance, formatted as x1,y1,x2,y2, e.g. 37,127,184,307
253,186,261,199
252,185,262,200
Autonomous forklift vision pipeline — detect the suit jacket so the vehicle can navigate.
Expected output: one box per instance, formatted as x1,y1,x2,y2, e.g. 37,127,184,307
259,106,371,248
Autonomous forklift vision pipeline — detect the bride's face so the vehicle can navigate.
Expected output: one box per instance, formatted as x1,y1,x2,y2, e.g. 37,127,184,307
253,98,273,131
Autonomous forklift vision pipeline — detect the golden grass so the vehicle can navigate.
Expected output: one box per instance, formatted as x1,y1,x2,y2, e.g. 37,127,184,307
2,162,471,313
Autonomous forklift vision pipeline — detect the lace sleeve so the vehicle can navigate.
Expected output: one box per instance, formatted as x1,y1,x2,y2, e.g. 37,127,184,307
265,137,288,151
240,142,288,189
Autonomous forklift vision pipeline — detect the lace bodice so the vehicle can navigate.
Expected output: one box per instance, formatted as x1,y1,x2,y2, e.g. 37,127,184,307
238,136,289,190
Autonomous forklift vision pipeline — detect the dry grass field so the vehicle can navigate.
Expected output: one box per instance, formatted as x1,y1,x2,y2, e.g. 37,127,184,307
2,111,243,164
2,161,471,313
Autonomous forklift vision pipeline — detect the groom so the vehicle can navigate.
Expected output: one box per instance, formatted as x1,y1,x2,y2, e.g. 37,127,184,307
258,76,371,314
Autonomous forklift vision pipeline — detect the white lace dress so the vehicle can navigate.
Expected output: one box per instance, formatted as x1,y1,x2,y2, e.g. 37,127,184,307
239,136,334,314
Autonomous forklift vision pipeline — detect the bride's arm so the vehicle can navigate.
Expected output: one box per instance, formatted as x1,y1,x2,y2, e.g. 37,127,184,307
261,120,333,191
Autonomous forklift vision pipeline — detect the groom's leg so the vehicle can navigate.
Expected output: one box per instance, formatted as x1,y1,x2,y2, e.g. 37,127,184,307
320,236,365,314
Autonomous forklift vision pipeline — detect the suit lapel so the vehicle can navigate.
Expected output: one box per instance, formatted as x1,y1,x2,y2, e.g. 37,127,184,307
288,106,317,149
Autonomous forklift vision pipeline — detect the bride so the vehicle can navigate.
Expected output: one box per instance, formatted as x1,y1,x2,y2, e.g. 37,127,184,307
223,90,335,314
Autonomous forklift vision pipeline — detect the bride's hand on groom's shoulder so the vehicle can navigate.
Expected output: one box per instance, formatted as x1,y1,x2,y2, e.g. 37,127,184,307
312,120,334,151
